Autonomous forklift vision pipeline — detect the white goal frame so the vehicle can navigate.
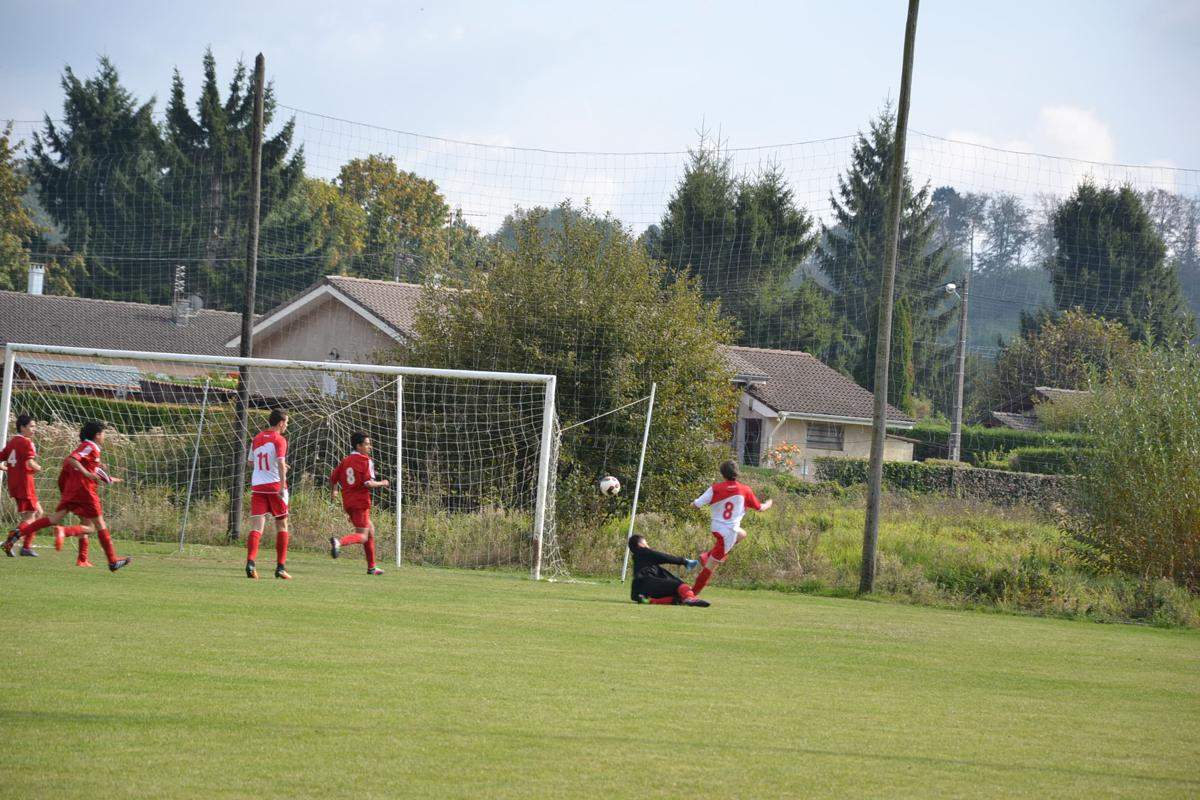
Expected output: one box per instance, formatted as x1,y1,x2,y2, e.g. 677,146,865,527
0,343,558,579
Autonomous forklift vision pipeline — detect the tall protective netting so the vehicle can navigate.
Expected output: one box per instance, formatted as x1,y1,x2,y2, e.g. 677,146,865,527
0,345,561,577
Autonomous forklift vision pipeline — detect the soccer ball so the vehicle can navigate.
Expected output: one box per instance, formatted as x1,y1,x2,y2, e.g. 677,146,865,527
599,476,621,496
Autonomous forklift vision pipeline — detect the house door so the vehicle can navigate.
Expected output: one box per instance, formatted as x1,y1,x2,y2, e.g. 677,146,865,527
742,418,762,466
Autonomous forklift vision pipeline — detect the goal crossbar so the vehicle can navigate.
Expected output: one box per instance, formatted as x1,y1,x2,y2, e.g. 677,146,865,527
0,343,559,580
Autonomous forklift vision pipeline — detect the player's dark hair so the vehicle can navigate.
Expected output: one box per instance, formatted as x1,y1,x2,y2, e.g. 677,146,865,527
350,431,368,449
628,534,645,550
80,421,106,442
268,409,288,426
15,413,33,431
719,460,739,481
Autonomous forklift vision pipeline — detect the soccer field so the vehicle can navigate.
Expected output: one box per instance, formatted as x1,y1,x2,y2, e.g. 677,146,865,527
2,542,1197,799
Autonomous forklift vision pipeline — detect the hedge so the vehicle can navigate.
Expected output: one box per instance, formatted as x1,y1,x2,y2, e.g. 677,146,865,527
895,422,1090,466
813,457,1072,512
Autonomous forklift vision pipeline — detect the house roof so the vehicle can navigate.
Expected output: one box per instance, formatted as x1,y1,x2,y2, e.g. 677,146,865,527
16,357,142,392
1033,386,1091,403
987,410,1039,431
0,290,243,357
228,276,423,347
721,344,914,426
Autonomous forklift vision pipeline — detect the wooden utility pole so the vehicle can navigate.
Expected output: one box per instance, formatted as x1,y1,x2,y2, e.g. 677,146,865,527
861,0,920,593
949,224,973,462
228,53,266,541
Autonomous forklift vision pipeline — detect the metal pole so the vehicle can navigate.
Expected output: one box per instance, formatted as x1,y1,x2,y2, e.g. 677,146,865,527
179,379,211,552
620,384,656,583
394,376,403,568
228,53,266,542
0,346,15,493
949,225,972,462
530,376,557,580
861,0,920,595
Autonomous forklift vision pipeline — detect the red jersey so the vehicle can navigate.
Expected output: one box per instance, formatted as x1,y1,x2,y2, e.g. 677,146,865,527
330,452,376,509
250,430,287,494
1,434,37,500
58,439,105,500
693,480,762,536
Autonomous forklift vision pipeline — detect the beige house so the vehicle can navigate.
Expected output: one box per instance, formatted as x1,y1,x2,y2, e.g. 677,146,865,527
722,345,915,476
226,276,423,396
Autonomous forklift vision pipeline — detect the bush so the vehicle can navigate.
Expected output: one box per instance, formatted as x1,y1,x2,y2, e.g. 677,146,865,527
1070,348,1200,591
1007,446,1088,475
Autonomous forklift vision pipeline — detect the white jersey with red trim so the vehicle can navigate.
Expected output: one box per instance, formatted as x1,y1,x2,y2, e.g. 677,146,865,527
693,480,762,536
250,430,288,493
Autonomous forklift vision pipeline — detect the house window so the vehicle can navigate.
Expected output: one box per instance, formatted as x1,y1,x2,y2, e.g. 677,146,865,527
806,422,843,451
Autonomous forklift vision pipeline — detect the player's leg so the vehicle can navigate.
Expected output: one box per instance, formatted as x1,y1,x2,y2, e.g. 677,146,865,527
246,493,268,578
88,514,131,571
273,512,291,580
18,501,49,555
330,508,366,558
5,506,68,555
67,515,96,567
693,533,729,594
364,519,381,575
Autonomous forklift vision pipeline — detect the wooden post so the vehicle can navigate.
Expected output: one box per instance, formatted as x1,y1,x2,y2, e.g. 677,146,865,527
228,53,266,541
861,0,920,594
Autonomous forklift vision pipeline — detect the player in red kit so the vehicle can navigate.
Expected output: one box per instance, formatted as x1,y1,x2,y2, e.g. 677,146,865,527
689,460,771,594
328,431,390,575
1,414,62,557
7,421,132,571
245,409,292,580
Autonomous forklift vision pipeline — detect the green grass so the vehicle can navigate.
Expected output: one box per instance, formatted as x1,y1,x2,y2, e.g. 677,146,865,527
2,542,1198,799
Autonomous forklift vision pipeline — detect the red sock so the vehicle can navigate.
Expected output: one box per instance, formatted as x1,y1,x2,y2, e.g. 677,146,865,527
649,596,676,605
677,583,696,601
21,529,36,549
62,525,87,537
18,517,52,536
364,535,376,568
340,533,365,547
276,530,289,566
246,530,262,561
97,529,118,564
77,535,89,564
692,568,712,595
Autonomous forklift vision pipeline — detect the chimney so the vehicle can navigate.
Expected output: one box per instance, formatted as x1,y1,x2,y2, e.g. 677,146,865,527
27,264,45,295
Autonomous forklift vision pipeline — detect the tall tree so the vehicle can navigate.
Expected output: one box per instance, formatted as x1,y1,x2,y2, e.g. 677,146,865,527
336,154,449,282
30,58,165,302
1047,182,1194,346
0,124,41,290
978,193,1033,275
818,108,953,390
163,49,304,309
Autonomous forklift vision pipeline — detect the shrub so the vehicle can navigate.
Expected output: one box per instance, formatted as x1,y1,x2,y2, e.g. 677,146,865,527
898,422,1089,464
1069,348,1200,591
1007,446,1088,475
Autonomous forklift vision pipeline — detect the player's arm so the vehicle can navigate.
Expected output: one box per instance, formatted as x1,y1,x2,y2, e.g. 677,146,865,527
27,459,42,473
745,487,771,512
691,486,713,510
67,455,99,482
366,478,389,488
642,547,689,567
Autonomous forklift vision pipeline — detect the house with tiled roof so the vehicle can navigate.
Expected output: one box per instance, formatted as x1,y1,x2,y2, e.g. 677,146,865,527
721,345,915,474
985,386,1092,431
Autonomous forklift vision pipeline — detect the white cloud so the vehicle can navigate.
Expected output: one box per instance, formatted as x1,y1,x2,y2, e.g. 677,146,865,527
1037,106,1116,163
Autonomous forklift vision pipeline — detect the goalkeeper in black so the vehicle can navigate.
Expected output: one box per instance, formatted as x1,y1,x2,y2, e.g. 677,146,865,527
628,534,709,607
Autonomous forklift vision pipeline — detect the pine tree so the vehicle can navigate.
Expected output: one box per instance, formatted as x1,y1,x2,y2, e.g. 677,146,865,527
31,58,165,301
818,108,953,393
163,49,304,310
1048,182,1194,346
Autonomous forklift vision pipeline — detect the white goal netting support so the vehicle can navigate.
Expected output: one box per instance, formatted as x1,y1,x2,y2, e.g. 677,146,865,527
0,343,561,579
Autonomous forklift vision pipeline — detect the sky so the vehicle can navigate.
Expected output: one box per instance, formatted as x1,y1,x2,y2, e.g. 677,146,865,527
2,0,1197,165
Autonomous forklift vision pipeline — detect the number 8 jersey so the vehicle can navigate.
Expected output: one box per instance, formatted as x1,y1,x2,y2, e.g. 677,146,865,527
693,479,763,536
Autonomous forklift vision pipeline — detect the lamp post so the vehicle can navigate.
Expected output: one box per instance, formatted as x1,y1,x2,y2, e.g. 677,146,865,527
947,226,973,462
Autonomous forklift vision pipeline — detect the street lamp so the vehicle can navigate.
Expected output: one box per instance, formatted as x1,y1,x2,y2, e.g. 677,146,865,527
947,226,974,463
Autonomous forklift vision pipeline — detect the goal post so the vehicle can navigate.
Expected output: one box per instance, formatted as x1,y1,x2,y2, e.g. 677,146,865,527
0,343,561,578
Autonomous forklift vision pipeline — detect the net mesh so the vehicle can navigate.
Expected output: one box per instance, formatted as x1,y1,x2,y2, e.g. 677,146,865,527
2,350,561,575
2,59,1199,573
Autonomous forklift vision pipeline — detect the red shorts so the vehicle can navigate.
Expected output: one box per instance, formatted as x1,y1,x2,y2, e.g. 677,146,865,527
251,492,289,519
707,531,737,563
11,495,39,514
344,505,371,529
57,492,102,520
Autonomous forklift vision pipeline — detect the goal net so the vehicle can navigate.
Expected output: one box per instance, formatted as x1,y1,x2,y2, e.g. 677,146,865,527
0,344,562,578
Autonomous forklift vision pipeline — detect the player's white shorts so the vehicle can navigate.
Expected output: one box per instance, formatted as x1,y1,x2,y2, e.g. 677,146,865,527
707,528,744,562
